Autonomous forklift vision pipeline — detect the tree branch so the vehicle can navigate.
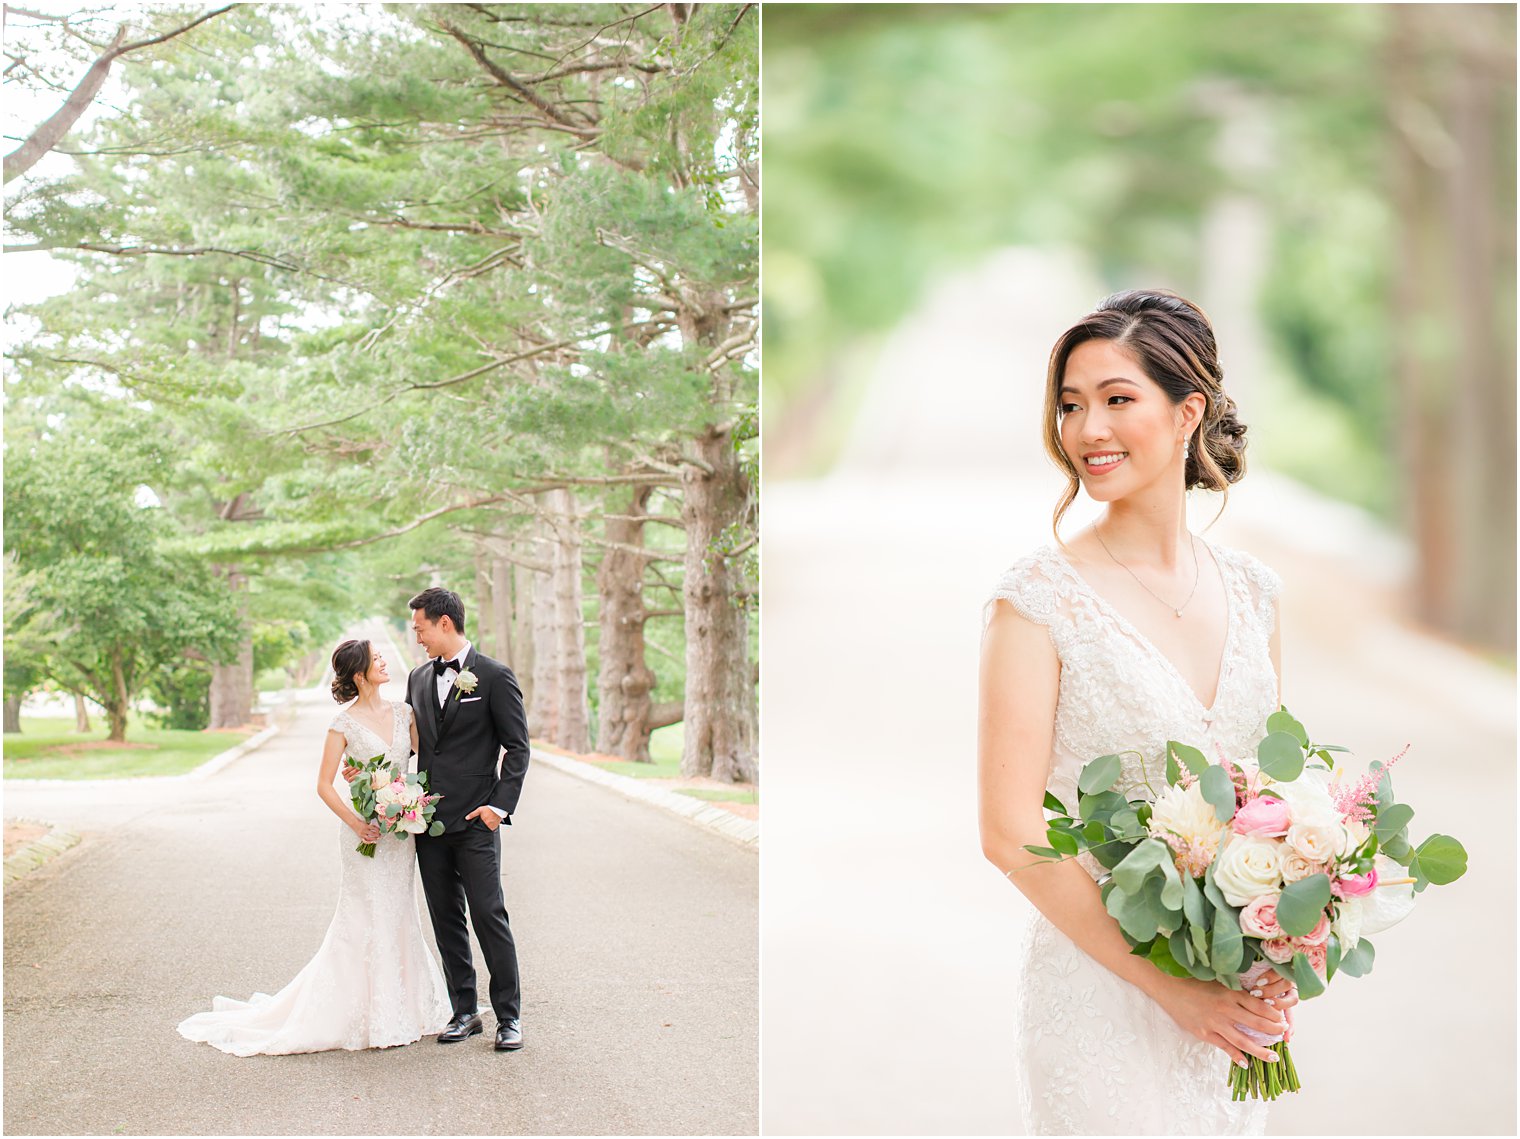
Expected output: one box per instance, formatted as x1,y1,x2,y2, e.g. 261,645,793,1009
3,5,237,184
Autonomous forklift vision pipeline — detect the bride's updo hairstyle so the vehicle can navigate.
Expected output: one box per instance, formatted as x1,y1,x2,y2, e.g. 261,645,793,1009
330,639,372,704
1043,288,1248,536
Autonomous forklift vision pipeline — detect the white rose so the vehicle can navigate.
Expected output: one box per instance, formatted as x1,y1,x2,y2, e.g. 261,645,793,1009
1286,818,1348,863
1280,850,1323,883
398,815,427,834
1213,834,1285,907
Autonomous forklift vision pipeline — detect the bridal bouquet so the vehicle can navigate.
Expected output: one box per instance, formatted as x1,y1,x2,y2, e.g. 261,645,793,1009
347,754,445,857
1024,707,1467,1102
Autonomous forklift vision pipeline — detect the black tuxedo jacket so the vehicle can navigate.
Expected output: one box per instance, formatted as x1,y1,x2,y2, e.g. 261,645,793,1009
407,647,530,833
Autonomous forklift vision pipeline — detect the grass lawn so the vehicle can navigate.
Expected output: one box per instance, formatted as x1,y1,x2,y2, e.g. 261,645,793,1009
675,786,759,804
3,716,256,780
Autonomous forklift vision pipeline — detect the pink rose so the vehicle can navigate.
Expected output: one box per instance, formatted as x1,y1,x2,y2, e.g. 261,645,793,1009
1301,942,1328,977
1298,913,1331,946
1261,938,1296,964
1331,868,1379,898
1231,795,1292,837
1239,896,1285,940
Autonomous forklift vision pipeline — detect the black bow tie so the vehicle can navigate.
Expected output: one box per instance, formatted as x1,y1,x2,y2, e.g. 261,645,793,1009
432,657,462,676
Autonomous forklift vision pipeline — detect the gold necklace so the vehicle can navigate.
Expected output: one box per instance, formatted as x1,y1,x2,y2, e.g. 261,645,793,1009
1093,524,1200,618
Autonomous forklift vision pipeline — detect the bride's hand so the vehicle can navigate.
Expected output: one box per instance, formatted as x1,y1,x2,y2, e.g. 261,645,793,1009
1151,975,1288,1067
354,819,381,843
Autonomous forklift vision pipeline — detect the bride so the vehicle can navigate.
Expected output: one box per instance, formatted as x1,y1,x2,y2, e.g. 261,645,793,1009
979,290,1298,1134
178,639,451,1055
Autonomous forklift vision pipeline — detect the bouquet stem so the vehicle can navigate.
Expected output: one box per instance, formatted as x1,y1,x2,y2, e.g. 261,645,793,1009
1229,1041,1299,1101
355,840,376,858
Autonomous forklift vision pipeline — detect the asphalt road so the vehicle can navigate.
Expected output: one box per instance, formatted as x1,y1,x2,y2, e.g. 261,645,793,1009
760,249,1514,1135
4,636,757,1136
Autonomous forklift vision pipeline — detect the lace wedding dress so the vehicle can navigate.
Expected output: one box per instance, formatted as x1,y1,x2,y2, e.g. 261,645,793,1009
988,541,1281,1135
178,700,452,1056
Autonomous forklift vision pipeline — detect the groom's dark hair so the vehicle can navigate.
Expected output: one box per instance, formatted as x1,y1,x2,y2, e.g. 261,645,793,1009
409,587,466,635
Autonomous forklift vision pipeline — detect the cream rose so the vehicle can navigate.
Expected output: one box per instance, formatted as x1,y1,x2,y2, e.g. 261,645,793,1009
1279,850,1323,883
1285,810,1349,863
1213,834,1284,907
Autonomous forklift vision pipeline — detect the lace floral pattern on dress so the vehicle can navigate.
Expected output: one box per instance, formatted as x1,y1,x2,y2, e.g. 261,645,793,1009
177,700,451,1056
989,543,1278,1136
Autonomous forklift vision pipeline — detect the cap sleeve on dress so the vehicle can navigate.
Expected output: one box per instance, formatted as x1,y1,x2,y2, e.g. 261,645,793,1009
327,709,350,736
983,551,1061,632
1228,547,1283,631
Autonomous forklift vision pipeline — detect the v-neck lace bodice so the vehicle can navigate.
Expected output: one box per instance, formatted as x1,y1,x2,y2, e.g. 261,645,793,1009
329,702,414,773
985,540,1282,1136
987,541,1280,834
1045,543,1235,714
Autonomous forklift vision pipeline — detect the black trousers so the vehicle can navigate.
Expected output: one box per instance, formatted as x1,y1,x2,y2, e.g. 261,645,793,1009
415,821,520,1021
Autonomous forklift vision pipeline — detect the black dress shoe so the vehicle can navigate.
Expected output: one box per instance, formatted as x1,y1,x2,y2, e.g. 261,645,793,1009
494,1018,523,1051
437,1013,484,1043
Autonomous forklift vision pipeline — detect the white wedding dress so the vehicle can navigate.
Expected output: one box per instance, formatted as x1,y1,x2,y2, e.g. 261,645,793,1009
178,700,452,1056
988,541,1281,1135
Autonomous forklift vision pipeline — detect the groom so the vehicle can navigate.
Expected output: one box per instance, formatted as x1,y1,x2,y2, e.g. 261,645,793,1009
407,586,530,1052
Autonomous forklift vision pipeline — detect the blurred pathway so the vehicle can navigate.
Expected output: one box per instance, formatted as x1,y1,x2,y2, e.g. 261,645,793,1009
760,249,1513,1135
4,624,757,1136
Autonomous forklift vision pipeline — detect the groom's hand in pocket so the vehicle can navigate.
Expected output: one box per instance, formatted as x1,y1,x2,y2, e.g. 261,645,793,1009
465,806,501,832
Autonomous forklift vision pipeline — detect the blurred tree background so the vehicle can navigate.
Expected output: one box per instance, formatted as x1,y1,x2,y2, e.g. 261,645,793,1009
5,2,758,779
764,2,1514,654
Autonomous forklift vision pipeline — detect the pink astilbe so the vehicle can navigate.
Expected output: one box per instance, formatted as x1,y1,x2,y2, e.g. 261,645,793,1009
1162,833,1217,878
1332,745,1409,825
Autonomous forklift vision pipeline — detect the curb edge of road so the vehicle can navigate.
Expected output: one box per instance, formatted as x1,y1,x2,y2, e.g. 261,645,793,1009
530,746,760,849
3,818,82,890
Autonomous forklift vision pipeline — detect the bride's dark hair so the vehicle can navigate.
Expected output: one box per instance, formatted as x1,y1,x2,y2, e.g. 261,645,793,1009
1043,288,1248,537
330,640,372,704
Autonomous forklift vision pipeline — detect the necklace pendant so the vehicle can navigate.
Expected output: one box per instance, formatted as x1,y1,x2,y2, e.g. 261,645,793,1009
1175,609,1183,618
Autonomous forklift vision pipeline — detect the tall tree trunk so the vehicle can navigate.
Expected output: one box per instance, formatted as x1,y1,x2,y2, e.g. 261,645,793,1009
528,492,591,751
492,554,515,668
3,694,22,734
680,423,757,782
596,485,657,762
74,692,91,733
513,556,536,717
208,566,253,729
107,649,130,743
1387,5,1516,651
549,489,591,752
473,541,496,658
529,546,558,739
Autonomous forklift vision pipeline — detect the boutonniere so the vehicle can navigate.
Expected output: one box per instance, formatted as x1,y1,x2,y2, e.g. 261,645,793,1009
453,668,479,701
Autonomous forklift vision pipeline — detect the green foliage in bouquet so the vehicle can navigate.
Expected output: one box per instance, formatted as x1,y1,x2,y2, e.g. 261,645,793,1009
1024,708,1466,993
347,754,446,857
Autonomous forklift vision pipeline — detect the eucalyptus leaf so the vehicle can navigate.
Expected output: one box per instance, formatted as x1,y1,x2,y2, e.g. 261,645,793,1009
1338,937,1376,977
1408,834,1468,886
1147,936,1192,978
1256,731,1305,781
1266,708,1308,747
1079,754,1124,795
1199,764,1237,822
1373,802,1414,842
1290,952,1326,999
1276,874,1332,937
1210,902,1244,975
1022,844,1060,860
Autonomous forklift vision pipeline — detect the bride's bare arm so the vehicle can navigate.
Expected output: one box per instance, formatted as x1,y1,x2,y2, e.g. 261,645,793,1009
979,599,1285,1065
319,730,379,841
